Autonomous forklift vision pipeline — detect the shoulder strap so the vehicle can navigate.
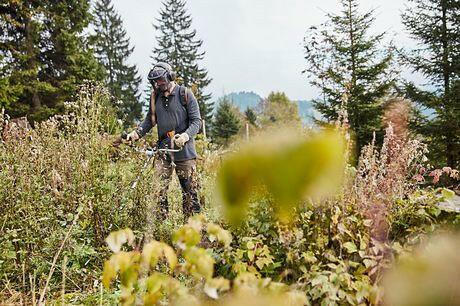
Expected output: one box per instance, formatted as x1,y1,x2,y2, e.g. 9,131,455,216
179,85,189,106
149,88,160,125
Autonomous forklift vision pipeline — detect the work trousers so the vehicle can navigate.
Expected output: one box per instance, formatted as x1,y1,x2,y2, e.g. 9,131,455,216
155,154,201,221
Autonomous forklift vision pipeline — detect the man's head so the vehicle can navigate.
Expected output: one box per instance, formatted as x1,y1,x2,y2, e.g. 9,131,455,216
148,62,176,93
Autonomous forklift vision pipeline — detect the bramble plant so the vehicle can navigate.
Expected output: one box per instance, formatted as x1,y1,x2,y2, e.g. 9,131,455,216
102,216,307,306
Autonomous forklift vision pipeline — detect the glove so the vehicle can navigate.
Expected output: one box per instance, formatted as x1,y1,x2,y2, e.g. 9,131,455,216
173,133,189,147
126,130,140,142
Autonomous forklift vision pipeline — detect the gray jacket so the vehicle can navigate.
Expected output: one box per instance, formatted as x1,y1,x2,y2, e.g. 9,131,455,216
137,85,202,161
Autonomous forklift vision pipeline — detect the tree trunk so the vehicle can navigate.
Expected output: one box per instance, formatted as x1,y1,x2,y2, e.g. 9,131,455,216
25,14,41,111
31,91,40,111
441,0,454,167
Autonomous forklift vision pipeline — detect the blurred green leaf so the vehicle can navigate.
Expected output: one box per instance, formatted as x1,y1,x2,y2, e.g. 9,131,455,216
102,257,117,288
218,129,345,224
141,241,177,272
173,225,201,249
204,277,230,299
183,247,214,280
384,233,460,305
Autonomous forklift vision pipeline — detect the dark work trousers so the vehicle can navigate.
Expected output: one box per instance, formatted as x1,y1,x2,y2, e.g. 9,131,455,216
155,154,201,221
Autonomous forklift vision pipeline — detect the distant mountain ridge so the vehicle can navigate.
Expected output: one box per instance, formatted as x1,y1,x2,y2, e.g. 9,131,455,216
215,92,435,125
297,100,318,124
222,91,262,110
214,92,318,124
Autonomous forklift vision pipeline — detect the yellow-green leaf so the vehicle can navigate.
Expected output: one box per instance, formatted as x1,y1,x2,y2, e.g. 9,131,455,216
142,241,177,272
142,241,163,268
207,223,232,247
143,292,162,306
441,188,455,200
183,247,214,280
105,228,135,253
247,250,255,261
204,277,230,299
173,225,201,249
102,257,117,288
343,242,358,253
162,244,178,271
145,272,169,294
217,129,345,225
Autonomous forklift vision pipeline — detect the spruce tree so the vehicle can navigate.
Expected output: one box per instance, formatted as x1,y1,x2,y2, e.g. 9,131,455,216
41,0,104,118
303,0,396,153
90,0,143,126
402,0,460,168
0,0,104,122
212,98,241,146
0,1,52,119
152,0,213,125
245,107,257,126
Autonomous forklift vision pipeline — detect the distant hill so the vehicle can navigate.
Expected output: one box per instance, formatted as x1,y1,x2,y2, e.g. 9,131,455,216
213,92,319,125
216,91,262,111
296,100,319,125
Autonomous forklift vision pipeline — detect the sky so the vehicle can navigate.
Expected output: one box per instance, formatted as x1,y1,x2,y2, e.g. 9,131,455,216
111,0,420,102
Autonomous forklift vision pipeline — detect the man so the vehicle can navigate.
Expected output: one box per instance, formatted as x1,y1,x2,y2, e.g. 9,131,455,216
126,62,202,221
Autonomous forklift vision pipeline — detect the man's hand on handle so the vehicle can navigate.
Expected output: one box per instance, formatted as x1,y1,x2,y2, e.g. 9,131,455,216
111,130,140,148
173,133,189,147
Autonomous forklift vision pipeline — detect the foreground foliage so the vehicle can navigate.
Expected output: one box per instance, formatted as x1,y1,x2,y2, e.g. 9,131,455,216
1,86,459,305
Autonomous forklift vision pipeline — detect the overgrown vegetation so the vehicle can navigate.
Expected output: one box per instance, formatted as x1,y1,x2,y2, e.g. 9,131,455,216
1,85,459,305
0,85,180,303
1,0,459,304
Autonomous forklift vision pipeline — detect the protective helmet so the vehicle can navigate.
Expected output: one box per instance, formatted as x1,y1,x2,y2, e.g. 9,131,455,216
147,62,176,86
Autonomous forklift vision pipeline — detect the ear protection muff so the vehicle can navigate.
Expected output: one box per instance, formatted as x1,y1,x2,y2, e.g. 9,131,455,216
151,62,176,81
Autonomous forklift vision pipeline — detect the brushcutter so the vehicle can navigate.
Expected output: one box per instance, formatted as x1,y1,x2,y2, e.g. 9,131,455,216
118,131,182,189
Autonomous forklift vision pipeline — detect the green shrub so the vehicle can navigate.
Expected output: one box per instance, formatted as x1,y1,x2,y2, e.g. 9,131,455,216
0,84,160,298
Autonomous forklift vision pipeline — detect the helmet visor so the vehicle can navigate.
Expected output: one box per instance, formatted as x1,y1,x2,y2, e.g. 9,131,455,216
148,67,167,85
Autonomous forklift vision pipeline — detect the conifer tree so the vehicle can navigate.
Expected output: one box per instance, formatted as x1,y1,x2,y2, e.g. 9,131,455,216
402,0,460,168
303,0,396,153
41,1,104,118
152,0,213,124
0,1,52,119
245,107,257,126
212,98,241,146
90,0,143,126
0,0,104,122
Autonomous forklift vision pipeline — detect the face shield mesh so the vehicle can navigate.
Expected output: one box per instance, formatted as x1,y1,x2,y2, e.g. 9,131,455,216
148,67,168,86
